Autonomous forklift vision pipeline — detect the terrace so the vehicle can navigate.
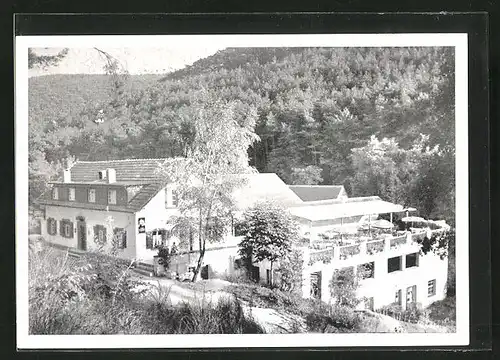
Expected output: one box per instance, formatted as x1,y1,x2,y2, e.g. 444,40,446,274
305,226,448,267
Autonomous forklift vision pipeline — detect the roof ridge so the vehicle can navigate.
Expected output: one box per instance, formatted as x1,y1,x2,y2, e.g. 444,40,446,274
76,158,169,164
288,185,344,188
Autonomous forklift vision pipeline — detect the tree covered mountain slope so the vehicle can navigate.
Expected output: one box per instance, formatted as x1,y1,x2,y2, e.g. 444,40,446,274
28,47,455,221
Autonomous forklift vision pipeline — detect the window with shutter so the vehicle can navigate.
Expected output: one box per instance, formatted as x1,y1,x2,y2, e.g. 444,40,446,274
60,219,74,238
52,187,59,200
94,225,107,244
114,228,127,249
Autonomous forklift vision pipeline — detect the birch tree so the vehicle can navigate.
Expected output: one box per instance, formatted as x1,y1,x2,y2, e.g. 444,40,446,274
159,90,259,281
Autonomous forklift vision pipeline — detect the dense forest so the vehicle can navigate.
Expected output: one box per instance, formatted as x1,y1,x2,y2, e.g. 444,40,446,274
28,47,455,223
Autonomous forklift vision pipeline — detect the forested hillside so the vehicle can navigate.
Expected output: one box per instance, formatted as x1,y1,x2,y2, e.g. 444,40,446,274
28,47,455,223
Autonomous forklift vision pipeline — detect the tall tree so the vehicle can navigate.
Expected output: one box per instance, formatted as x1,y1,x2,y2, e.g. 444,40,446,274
159,90,259,281
238,201,299,286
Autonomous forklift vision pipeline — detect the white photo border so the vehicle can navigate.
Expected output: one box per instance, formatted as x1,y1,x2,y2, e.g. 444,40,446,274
15,33,469,349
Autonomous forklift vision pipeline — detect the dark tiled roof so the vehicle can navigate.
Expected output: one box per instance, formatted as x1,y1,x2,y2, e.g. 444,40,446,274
288,185,346,202
70,158,170,182
127,183,163,212
38,158,173,212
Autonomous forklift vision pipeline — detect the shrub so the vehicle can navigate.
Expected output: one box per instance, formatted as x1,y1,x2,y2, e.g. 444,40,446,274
274,249,304,294
156,245,172,268
305,305,362,333
29,243,264,334
329,267,362,308
143,293,265,334
227,282,361,333
425,296,456,327
378,303,424,323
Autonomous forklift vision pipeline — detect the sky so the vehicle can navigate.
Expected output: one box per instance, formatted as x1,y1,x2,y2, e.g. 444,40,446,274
28,47,225,77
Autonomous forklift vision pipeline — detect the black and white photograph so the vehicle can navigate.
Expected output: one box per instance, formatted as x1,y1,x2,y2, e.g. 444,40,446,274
16,33,469,348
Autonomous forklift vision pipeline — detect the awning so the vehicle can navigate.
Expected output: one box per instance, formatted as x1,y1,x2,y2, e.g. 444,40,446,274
289,198,404,222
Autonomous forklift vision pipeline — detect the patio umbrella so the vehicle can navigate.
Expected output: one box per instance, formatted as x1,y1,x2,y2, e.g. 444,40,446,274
371,219,395,230
401,216,425,222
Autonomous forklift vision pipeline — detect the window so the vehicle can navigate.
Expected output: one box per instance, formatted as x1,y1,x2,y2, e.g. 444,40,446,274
365,297,374,311
59,219,74,238
172,190,179,207
93,225,106,244
114,228,127,249
406,285,417,305
405,253,419,268
68,188,75,201
388,256,402,273
428,279,436,297
233,221,246,237
52,187,59,200
395,289,402,305
108,189,117,205
357,262,375,279
47,218,57,235
88,189,96,203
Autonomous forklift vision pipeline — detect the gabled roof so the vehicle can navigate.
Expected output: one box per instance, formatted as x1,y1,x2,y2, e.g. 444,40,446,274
288,185,346,202
231,173,304,210
69,158,170,183
38,158,173,212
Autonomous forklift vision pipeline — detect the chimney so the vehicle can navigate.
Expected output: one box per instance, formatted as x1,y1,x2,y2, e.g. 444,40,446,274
63,169,71,183
107,168,116,184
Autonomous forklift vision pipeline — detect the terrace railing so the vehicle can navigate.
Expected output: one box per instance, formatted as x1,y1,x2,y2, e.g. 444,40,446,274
389,235,407,250
308,248,336,265
339,244,361,260
366,239,385,255
305,228,447,266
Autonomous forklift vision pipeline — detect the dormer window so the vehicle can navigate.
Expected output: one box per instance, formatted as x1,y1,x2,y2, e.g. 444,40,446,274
108,189,117,205
52,187,59,200
68,188,75,201
88,188,96,203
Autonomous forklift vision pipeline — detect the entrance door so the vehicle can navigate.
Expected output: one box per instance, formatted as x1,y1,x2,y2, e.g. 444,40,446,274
77,218,87,251
201,264,209,280
310,271,322,300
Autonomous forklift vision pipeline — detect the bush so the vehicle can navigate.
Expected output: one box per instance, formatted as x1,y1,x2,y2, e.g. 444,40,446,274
378,303,424,323
227,283,300,310
227,282,361,333
425,296,456,327
143,293,265,334
29,244,264,334
305,305,362,333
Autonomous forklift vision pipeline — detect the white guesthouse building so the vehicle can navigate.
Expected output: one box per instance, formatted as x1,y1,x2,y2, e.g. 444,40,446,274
36,158,450,311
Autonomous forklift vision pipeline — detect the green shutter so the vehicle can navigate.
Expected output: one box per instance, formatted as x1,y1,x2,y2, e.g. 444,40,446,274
69,221,74,238
59,220,64,237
